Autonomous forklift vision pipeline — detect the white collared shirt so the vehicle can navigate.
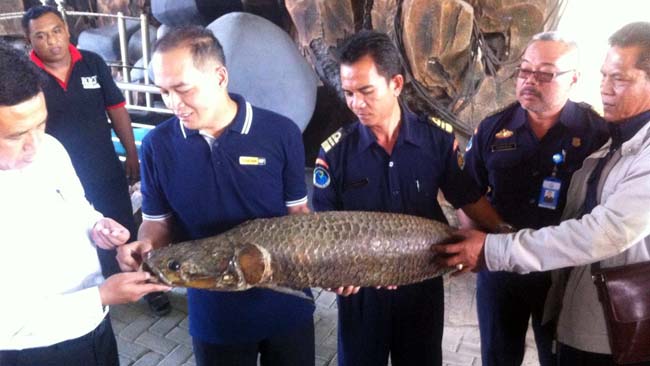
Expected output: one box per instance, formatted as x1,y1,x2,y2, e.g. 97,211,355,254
0,134,106,350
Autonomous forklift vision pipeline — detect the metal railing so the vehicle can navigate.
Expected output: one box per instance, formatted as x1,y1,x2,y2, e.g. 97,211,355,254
0,1,171,117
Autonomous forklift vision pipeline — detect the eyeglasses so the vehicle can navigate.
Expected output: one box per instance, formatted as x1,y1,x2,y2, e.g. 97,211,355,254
516,67,574,83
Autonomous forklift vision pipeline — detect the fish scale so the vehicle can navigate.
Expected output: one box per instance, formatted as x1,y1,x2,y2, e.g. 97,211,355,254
144,211,454,291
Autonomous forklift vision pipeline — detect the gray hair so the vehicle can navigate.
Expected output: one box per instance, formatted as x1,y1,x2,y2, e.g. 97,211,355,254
525,31,580,68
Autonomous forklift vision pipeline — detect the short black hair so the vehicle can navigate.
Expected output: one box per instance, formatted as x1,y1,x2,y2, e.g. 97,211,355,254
0,41,42,106
337,30,403,80
609,22,650,79
153,26,226,68
22,5,64,34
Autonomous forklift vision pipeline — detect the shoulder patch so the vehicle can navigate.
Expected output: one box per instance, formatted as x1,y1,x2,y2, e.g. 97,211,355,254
428,116,454,134
313,166,331,188
321,128,344,153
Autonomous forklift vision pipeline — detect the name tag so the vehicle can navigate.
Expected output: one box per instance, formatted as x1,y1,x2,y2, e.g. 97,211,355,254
491,143,517,152
239,156,266,166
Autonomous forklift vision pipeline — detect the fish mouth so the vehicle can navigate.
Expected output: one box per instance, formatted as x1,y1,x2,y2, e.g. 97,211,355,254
142,261,174,286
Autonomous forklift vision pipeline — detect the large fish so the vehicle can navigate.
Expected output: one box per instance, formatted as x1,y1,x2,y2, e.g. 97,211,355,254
143,211,454,293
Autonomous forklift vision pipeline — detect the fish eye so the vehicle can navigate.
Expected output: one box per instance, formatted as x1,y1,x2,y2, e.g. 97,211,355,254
167,260,181,271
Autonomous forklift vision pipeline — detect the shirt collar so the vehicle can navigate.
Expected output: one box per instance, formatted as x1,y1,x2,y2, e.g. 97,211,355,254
354,105,421,155
608,109,650,149
179,93,253,139
510,100,588,135
30,44,82,89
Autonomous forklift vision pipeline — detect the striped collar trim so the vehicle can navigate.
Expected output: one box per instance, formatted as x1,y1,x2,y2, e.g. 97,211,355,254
179,100,254,139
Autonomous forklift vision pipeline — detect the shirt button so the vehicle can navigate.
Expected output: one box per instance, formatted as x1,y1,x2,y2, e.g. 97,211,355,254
213,142,219,148
389,161,394,167
393,190,400,196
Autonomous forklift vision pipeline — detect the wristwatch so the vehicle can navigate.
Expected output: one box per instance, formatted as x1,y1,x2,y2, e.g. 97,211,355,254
494,222,516,234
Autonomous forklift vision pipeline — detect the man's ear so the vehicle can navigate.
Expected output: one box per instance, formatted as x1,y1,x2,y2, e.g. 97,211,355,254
391,74,404,97
216,65,228,88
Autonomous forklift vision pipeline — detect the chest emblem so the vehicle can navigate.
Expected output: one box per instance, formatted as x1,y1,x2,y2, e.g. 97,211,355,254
572,137,582,147
81,75,100,89
239,156,266,166
495,128,514,139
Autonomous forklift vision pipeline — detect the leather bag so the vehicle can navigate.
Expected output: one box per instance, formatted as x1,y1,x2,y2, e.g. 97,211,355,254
592,261,650,364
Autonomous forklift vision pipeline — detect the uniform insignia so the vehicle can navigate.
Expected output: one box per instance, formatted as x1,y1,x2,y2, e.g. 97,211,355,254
465,136,473,152
321,129,343,153
239,156,267,165
313,166,331,188
457,150,465,170
495,129,514,139
429,116,454,133
572,137,581,147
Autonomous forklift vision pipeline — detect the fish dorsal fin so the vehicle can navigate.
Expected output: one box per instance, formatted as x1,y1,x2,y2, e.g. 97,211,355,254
237,243,272,285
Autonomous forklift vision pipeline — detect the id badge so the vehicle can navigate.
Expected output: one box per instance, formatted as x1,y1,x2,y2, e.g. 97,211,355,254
538,177,561,209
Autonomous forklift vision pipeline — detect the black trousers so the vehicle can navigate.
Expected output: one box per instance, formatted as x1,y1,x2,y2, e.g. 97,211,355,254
557,343,650,366
477,270,555,366
192,320,315,366
0,315,118,366
337,277,444,366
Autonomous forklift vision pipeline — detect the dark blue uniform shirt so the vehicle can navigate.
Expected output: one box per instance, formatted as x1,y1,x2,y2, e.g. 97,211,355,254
464,101,608,230
140,94,314,344
312,107,481,366
312,107,481,221
31,45,126,184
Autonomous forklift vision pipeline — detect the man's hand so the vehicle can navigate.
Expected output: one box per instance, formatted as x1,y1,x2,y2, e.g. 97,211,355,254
432,229,488,275
124,153,140,185
116,240,153,272
328,286,361,296
91,218,130,250
326,285,398,296
99,272,171,305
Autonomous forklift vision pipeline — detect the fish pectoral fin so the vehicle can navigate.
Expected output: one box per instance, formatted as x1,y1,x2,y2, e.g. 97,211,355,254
261,285,314,302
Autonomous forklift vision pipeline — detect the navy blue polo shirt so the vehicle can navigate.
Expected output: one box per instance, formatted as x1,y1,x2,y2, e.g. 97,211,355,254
312,107,481,222
464,101,608,230
31,45,125,184
140,94,313,344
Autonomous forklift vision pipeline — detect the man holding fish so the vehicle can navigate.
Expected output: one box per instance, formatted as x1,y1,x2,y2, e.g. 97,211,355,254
117,26,315,366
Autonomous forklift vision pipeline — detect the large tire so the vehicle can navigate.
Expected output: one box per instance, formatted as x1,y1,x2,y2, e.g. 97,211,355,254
207,12,318,132
151,0,243,27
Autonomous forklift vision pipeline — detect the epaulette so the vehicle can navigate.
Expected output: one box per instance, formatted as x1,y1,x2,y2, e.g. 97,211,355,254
428,115,454,134
483,101,519,120
320,128,345,153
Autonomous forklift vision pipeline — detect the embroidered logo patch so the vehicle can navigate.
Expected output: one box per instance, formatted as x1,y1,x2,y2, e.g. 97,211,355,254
313,166,331,188
81,75,100,89
239,156,266,165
